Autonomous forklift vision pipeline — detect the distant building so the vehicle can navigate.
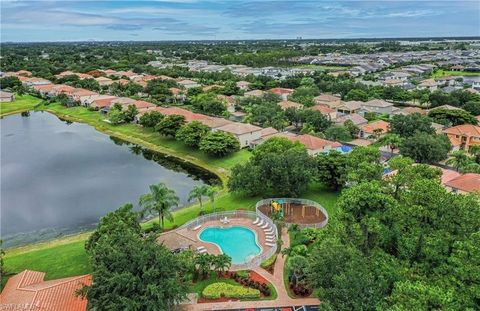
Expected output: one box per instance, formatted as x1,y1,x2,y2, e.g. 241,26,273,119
214,122,263,148
359,99,395,115
444,173,480,194
443,124,480,152
360,120,390,139
0,90,15,102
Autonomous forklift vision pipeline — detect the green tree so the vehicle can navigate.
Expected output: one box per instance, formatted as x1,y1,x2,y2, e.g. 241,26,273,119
199,131,240,157
188,184,210,213
107,104,125,125
139,111,164,128
344,119,360,137
345,89,368,101
139,183,179,229
176,121,210,148
324,125,351,141
428,108,478,126
155,114,186,137
379,133,404,155
446,150,473,171
122,104,138,123
390,113,434,138
316,150,348,190
400,132,451,163
213,254,232,276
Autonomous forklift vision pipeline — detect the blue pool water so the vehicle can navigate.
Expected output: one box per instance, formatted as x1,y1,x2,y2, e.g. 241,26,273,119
199,226,261,264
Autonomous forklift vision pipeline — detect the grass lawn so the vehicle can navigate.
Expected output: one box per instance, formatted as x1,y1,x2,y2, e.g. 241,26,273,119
431,69,480,78
0,94,43,116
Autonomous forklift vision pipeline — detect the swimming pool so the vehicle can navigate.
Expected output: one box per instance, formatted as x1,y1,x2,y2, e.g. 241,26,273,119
199,226,261,264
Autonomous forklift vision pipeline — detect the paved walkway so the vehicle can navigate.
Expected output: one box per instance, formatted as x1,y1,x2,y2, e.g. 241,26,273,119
183,228,320,311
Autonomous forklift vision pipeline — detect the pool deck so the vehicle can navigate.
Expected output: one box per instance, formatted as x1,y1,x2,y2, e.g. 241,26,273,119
158,217,276,269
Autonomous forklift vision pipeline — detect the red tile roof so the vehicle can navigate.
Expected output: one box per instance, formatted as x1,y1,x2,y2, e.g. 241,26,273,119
291,134,341,150
216,122,262,135
443,124,480,137
270,87,294,95
310,104,335,114
0,270,91,311
361,120,390,134
445,173,480,193
278,100,302,110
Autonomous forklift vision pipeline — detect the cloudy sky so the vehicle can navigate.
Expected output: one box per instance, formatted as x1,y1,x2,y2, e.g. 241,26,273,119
1,0,479,42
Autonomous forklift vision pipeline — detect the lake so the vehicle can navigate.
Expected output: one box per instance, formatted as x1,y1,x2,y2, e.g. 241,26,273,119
1,111,218,247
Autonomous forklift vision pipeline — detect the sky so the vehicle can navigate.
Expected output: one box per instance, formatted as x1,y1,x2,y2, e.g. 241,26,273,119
1,0,479,42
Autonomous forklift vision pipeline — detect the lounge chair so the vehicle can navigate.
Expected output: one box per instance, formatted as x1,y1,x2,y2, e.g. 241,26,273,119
265,235,275,239
261,223,269,229
196,246,206,252
198,249,207,254
266,238,275,243
257,219,264,227
252,217,260,225
263,227,272,232
264,229,274,235
192,224,202,231
265,242,276,247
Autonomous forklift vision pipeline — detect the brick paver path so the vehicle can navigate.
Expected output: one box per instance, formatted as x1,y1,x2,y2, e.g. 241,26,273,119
182,227,320,310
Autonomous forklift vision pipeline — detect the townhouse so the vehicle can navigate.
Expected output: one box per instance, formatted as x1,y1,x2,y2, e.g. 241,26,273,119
214,123,263,148
359,120,390,139
443,124,480,152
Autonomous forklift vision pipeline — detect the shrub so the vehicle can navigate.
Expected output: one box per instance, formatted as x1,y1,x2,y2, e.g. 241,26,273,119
236,270,250,278
260,254,277,269
202,282,260,299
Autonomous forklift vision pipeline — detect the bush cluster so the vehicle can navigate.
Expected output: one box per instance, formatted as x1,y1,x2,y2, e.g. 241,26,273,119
202,282,260,299
232,272,271,296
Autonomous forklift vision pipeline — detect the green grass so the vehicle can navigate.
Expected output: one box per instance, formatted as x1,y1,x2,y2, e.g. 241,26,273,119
431,69,480,78
0,94,43,116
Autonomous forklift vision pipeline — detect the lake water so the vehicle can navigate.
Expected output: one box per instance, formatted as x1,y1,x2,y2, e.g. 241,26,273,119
1,112,218,247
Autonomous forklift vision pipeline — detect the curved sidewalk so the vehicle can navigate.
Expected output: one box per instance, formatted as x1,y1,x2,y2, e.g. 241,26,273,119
183,227,320,310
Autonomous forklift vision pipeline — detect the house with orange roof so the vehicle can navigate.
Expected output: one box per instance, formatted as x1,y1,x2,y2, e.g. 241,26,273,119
290,134,342,156
83,95,117,108
214,122,263,148
360,120,390,139
15,70,32,77
0,270,91,311
31,84,56,97
269,88,294,100
94,76,114,86
310,104,337,120
443,124,480,152
444,173,480,194
70,89,98,103
49,84,77,97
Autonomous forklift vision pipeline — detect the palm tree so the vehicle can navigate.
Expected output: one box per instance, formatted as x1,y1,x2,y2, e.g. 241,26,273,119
446,150,472,172
380,133,403,155
188,184,209,213
213,254,231,277
139,183,179,230
469,145,480,164
194,253,213,279
206,186,220,212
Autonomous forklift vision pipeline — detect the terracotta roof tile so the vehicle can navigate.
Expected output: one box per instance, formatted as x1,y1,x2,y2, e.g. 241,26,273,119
445,173,480,192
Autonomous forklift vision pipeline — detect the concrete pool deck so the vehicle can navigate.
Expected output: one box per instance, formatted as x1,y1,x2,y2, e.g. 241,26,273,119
157,217,276,268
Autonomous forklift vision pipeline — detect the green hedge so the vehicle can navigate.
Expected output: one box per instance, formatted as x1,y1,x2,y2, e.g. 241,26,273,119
260,254,277,268
202,282,260,299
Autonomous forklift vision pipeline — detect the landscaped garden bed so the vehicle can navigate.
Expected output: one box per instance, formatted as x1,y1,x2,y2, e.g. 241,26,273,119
260,254,277,274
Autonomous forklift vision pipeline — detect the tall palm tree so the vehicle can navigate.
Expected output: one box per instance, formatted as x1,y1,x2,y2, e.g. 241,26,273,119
469,145,480,163
188,184,209,213
139,183,179,230
206,186,219,212
213,254,231,277
380,133,403,155
446,150,472,172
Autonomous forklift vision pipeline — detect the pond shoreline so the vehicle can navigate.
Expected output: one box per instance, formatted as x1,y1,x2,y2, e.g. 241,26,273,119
2,104,228,251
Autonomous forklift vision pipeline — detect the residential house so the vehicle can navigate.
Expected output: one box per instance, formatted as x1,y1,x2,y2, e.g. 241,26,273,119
291,134,342,156
32,84,56,97
310,104,337,120
214,123,263,148
337,101,362,115
334,113,368,127
70,89,98,103
95,76,114,86
313,94,342,108
278,100,302,110
417,79,438,91
360,120,390,139
15,70,32,77
0,90,15,102
443,124,480,151
217,95,236,113
236,81,251,90
244,89,265,97
23,77,51,87
359,99,395,115
444,173,480,194
270,88,294,100
177,79,200,89
83,95,117,108
0,270,91,311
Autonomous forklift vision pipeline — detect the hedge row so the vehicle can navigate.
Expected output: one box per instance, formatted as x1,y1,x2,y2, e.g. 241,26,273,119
202,282,260,299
